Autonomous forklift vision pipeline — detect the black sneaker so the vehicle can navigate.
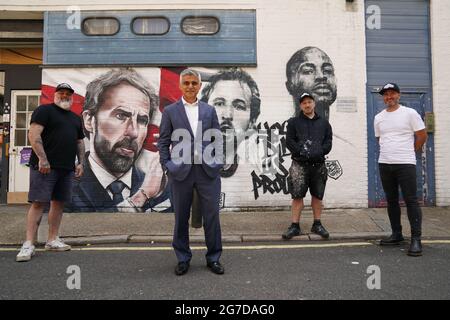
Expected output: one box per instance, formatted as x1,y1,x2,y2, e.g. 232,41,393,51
311,224,330,239
282,225,301,240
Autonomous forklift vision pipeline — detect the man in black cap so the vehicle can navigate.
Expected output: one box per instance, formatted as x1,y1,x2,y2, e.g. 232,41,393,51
16,83,85,262
282,92,333,240
375,82,427,256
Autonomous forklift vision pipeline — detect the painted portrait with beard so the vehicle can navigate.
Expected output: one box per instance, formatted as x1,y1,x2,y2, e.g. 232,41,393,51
200,68,260,178
285,47,337,120
69,68,168,212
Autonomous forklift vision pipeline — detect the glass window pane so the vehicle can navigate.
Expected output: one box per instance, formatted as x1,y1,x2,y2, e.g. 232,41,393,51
26,113,32,129
17,96,27,111
25,129,30,146
182,17,219,35
133,17,170,35
28,95,39,111
16,113,27,129
83,18,119,36
15,129,26,147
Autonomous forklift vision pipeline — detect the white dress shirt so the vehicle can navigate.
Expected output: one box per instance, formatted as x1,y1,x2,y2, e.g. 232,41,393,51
89,155,132,200
182,97,199,137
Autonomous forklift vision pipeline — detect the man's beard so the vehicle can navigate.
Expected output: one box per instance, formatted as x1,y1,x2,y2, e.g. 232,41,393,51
94,134,141,175
54,97,72,111
386,99,400,108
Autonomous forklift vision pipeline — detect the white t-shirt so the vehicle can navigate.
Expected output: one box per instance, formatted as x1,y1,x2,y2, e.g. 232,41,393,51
374,106,425,165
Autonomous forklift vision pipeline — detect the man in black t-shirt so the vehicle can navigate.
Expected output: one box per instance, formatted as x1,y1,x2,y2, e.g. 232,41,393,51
16,83,85,262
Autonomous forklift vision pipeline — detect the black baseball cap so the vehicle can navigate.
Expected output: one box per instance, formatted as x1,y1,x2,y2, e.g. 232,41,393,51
55,83,74,94
299,92,315,103
379,83,400,95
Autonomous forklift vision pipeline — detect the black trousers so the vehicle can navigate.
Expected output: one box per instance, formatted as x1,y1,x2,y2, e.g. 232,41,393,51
379,164,422,238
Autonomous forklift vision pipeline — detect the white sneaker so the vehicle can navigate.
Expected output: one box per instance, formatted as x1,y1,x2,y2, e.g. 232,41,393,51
16,241,35,262
45,237,71,252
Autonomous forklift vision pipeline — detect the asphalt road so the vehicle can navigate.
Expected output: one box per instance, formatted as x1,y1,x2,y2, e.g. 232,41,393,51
1,241,449,300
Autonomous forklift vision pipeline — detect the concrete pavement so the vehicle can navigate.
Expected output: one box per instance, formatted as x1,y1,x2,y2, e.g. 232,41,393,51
0,205,449,246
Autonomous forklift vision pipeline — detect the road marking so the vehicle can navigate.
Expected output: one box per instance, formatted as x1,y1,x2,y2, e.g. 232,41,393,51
0,242,372,252
1,240,450,252
422,240,450,244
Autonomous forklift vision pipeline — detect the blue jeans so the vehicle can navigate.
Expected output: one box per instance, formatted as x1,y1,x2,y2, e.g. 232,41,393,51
378,164,422,238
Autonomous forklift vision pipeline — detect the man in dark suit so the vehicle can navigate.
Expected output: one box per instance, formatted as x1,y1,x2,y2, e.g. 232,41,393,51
70,68,167,212
158,69,224,276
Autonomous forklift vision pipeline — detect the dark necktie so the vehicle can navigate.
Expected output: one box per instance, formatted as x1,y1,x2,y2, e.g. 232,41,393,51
108,180,126,205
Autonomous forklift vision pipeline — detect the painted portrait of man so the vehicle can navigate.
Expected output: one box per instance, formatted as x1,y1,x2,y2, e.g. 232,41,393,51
286,47,337,120
200,68,261,177
70,68,167,212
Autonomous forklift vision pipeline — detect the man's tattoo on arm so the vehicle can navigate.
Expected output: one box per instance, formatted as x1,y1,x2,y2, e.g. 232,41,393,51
77,140,85,165
32,136,48,162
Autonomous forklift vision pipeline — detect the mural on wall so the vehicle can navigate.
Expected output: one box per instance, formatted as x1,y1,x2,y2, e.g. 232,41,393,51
72,69,168,212
40,50,344,211
41,68,170,212
250,46,343,201
285,46,337,120
200,68,261,178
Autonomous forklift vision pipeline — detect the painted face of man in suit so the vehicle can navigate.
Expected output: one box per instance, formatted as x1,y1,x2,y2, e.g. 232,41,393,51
86,83,150,177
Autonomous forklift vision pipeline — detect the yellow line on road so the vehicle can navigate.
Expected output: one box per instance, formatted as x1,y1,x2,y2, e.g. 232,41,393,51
222,242,373,250
422,240,450,244
0,242,372,252
1,240,449,253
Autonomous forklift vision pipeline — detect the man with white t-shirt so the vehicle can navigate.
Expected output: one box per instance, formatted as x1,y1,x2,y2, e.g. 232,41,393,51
374,83,427,257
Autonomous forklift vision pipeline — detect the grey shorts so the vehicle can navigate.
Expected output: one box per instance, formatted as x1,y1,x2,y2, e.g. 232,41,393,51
28,168,74,203
287,161,328,200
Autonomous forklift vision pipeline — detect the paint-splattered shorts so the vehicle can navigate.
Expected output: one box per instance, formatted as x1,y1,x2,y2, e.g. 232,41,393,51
287,161,328,200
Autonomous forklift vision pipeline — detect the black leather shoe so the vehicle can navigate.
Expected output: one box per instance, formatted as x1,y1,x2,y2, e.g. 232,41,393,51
282,225,301,240
207,261,225,275
407,238,422,257
380,233,404,246
311,224,330,239
175,261,190,276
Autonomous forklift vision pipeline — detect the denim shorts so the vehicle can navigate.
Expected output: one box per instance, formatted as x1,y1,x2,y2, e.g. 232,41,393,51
28,167,74,203
287,161,328,200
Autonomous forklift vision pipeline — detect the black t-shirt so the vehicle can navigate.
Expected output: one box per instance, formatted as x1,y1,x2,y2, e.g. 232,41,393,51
29,103,85,171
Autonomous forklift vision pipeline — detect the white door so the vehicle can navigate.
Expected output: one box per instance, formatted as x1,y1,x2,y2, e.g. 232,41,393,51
9,90,41,193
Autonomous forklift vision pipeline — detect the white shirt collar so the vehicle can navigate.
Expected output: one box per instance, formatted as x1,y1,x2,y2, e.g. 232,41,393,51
88,155,132,190
182,97,199,107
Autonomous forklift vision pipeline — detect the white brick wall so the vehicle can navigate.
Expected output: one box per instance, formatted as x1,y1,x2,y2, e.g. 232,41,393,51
232,0,368,208
0,0,257,11
431,0,450,206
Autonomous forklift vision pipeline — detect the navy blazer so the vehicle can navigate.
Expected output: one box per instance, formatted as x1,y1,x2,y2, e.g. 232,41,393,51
157,100,223,181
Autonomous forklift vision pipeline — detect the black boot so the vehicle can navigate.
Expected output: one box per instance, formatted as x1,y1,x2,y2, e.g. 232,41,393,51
407,238,422,257
380,232,404,246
